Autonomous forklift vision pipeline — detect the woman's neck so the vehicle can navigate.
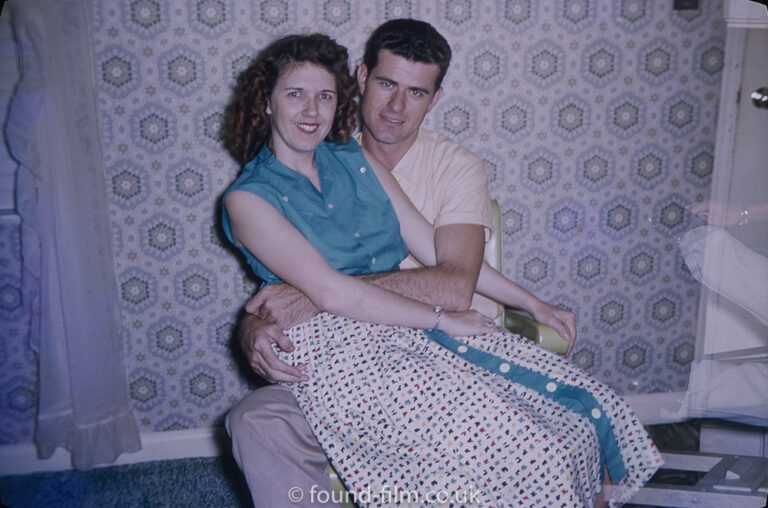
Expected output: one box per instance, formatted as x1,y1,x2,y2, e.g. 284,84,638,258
271,143,321,191
296,161,321,191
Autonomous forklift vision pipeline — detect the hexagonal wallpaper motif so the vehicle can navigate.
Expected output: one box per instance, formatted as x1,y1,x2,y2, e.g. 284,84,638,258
0,0,724,442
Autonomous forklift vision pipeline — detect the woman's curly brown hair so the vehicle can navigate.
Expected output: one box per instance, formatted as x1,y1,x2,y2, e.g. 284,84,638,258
222,34,358,166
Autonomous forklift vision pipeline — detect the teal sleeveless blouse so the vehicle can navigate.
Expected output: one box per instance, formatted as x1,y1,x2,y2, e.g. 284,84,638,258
222,139,408,287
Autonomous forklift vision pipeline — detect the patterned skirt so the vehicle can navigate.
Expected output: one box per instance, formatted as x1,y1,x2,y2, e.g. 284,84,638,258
279,312,663,507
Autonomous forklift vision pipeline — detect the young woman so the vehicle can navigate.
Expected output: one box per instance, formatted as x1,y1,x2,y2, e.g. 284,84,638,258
222,33,661,507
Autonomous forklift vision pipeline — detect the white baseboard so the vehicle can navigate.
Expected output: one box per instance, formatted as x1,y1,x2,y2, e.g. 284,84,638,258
0,426,226,476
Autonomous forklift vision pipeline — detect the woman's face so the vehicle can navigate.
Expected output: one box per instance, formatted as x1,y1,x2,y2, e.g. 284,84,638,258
267,62,338,164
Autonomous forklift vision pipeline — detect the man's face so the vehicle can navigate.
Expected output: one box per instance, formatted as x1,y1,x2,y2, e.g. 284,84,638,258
357,50,443,149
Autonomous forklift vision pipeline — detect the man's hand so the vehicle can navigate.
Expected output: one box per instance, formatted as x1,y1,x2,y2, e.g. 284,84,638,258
528,300,577,356
245,283,320,329
239,313,308,383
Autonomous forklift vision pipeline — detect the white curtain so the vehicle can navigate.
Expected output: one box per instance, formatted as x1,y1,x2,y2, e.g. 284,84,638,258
5,0,141,469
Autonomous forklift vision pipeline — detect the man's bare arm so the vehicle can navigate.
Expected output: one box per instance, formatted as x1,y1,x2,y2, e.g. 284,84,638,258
360,223,484,310
248,222,486,330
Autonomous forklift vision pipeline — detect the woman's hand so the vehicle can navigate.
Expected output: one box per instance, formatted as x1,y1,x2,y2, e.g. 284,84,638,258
439,309,499,336
529,300,577,356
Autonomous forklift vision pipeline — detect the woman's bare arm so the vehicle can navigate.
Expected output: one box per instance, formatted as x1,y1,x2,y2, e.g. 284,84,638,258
225,189,496,336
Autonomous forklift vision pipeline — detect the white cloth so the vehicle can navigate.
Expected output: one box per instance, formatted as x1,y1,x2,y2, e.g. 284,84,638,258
678,225,768,326
686,359,768,427
678,225,768,426
5,0,140,469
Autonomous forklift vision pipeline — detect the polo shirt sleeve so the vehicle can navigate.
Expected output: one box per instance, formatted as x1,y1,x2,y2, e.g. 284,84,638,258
433,143,493,239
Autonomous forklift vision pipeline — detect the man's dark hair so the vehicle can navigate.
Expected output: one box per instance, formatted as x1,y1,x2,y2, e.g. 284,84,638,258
362,18,452,90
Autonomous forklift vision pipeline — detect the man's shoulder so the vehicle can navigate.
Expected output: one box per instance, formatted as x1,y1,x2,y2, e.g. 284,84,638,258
417,129,480,159
417,128,459,149
414,129,483,170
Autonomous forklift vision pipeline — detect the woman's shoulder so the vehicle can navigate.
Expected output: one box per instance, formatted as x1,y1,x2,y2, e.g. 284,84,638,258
317,138,367,170
225,152,290,205
319,137,362,156
226,160,267,193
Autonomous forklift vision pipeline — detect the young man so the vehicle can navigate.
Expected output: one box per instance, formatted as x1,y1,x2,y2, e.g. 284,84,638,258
226,19,576,507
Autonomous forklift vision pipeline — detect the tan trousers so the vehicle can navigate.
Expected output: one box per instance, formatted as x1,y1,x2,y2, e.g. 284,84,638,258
226,384,339,508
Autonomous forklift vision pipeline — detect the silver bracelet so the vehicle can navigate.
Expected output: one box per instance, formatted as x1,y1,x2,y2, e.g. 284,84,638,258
432,305,443,330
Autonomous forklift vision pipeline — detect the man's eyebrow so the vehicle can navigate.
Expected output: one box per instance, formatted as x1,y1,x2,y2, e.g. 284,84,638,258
373,75,397,85
373,76,432,95
278,86,336,94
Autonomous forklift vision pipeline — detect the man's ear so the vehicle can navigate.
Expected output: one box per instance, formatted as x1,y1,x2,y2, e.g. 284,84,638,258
426,87,443,113
356,64,368,94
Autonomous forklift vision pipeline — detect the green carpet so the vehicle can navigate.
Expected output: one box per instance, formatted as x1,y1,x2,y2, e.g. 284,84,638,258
0,456,252,508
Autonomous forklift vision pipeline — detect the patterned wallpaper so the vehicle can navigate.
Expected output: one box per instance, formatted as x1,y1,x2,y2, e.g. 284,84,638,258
0,0,724,443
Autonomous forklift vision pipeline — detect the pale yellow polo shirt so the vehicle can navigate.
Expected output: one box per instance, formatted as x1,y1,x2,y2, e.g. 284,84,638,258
355,129,500,319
